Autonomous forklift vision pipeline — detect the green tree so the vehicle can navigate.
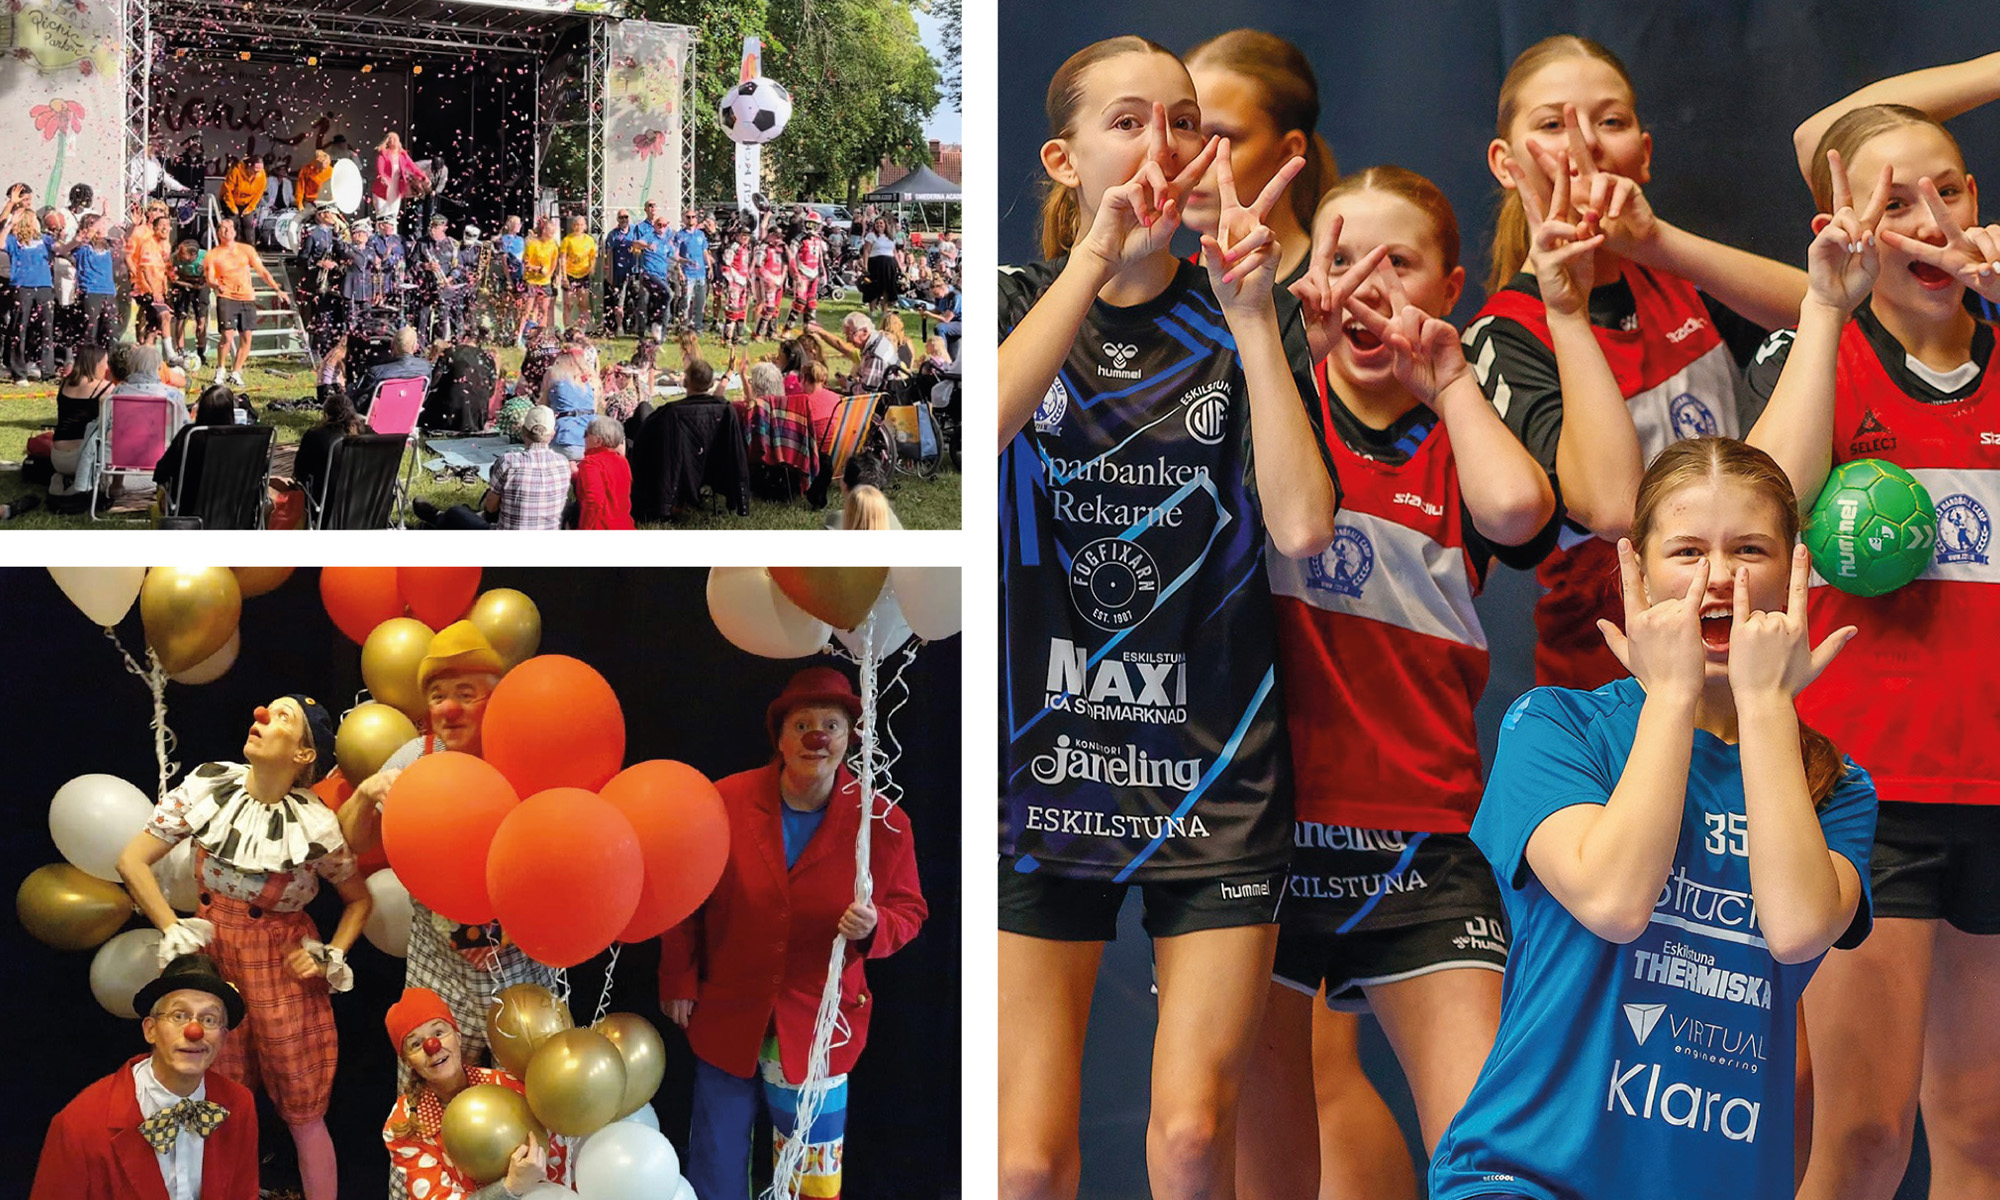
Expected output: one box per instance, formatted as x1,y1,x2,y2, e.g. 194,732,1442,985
629,0,776,203
763,0,940,204
934,0,959,112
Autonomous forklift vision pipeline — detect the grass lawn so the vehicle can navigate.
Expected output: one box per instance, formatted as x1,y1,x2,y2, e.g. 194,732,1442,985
0,294,959,530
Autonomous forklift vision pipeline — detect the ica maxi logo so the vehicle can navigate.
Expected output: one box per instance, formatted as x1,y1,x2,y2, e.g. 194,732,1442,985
1068,538,1162,631
1035,378,1069,435
1936,493,1991,566
1098,342,1142,380
1181,381,1231,445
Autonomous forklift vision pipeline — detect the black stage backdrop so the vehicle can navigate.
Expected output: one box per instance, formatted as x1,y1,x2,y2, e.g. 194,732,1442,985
0,568,960,1200
411,62,540,235
995,4,2000,1196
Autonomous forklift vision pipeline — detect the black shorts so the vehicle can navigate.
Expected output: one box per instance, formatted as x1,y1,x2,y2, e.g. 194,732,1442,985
217,297,257,334
998,855,1283,940
137,294,171,337
1870,801,2000,934
170,285,208,318
1272,826,1509,1010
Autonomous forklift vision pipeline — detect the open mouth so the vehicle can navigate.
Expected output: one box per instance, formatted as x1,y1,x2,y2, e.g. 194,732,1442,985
1909,261,1954,289
427,1053,450,1070
1343,321,1386,354
1700,612,1732,652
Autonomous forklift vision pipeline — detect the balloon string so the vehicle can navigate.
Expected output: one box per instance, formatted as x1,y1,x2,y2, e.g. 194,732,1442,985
769,610,880,1200
552,966,570,1011
592,942,621,1027
107,627,178,799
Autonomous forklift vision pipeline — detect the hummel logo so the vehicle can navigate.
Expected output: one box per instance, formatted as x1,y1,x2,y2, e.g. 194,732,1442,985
1103,342,1138,369
1624,1002,1667,1045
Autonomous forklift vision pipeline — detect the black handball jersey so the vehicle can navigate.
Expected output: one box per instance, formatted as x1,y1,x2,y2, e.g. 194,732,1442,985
1000,257,1294,883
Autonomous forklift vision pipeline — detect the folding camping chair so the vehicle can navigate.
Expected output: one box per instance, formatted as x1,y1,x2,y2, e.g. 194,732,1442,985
88,391,179,521
824,391,888,481
362,375,427,525
307,433,407,529
163,424,274,529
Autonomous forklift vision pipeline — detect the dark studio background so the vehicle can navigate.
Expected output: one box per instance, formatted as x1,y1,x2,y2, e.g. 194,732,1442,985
998,3,2000,1196
0,568,960,1200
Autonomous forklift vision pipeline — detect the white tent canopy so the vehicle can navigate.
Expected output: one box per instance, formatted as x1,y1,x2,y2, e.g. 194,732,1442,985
863,164,960,203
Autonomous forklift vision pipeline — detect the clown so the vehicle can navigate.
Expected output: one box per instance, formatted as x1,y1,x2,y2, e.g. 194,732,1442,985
117,696,371,1200
660,666,929,1200
340,622,560,1200
382,987,569,1200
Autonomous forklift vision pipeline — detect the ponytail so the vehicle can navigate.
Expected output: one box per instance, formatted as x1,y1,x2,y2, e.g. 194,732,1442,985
1292,133,1339,232
1487,189,1529,295
1040,185,1081,261
1801,722,1848,810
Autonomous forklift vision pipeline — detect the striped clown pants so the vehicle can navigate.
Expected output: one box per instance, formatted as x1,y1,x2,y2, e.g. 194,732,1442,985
688,1035,849,1200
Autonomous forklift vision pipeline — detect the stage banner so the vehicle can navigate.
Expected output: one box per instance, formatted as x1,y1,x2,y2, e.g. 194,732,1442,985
0,0,126,211
603,19,689,223
154,62,409,181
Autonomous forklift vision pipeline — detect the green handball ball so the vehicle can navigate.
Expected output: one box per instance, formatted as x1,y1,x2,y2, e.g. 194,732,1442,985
1804,459,1938,597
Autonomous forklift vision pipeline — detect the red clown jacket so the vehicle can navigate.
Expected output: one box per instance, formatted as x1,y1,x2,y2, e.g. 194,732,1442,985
31,1054,259,1200
658,761,927,1082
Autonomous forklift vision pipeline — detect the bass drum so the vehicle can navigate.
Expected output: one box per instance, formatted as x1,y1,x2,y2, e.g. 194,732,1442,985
329,158,365,214
271,210,304,253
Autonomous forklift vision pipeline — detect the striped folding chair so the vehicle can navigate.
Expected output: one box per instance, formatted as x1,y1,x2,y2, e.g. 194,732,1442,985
824,391,884,480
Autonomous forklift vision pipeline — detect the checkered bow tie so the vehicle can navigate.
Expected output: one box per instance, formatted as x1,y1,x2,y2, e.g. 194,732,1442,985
139,1097,229,1154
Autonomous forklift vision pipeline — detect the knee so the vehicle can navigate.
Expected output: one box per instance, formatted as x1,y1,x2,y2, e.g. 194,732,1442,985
1148,1107,1226,1184
998,1145,1078,1200
1823,1111,1919,1182
1922,1091,2000,1175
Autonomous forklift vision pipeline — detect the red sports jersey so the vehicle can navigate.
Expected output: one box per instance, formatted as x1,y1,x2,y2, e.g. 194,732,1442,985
794,235,824,280
723,243,752,286
1466,264,1739,689
1266,361,1488,832
1801,318,2000,807
756,244,788,284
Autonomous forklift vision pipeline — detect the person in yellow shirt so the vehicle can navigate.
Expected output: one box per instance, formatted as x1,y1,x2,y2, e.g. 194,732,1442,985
221,154,267,243
518,216,559,344
558,215,597,332
298,151,333,208
203,219,289,388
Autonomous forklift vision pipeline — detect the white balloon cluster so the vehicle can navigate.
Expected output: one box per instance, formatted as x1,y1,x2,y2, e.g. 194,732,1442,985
706,566,961,659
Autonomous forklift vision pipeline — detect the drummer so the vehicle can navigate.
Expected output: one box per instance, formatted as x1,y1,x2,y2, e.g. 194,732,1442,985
298,152,333,209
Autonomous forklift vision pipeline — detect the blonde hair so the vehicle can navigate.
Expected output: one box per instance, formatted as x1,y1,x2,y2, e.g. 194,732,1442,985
1808,104,1965,214
1485,35,1637,295
1628,438,1848,807
1319,165,1460,272
1184,29,1339,231
1039,36,1179,260
843,484,892,530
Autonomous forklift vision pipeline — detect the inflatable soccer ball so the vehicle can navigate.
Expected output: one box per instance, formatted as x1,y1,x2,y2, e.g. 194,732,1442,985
1803,458,1938,597
720,76,793,144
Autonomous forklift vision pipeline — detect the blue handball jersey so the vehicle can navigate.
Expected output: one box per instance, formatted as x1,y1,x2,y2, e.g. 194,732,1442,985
1430,678,1876,1200
999,257,1293,883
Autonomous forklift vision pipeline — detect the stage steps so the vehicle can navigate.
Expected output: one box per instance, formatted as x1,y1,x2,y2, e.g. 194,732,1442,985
243,250,314,367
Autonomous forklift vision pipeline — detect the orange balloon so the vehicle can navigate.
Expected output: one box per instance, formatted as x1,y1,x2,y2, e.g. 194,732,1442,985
321,567,406,644
600,761,731,942
313,772,389,877
398,567,482,630
381,751,520,924
487,789,643,968
482,656,626,797
768,567,889,630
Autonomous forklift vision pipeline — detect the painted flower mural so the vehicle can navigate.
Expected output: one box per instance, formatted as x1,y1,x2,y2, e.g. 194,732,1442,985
634,129,667,208
30,97,84,199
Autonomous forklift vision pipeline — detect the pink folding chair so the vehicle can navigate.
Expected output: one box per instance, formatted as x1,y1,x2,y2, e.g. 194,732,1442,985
364,375,427,528
89,391,179,521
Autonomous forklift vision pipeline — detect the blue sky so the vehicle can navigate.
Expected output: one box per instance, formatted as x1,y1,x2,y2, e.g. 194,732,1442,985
913,6,960,143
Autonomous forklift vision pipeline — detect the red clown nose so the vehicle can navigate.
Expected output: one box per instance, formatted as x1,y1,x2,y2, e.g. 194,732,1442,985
183,1022,206,1043
253,706,272,725
422,1036,442,1057
802,730,831,751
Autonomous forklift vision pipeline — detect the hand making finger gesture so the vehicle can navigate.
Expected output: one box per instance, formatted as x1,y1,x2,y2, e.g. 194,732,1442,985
1199,138,1304,312
1877,174,2000,303
1289,211,1392,363
1338,259,1468,404
1507,147,1605,319
1726,545,1859,700
1075,104,1219,277
1806,148,1890,313
1596,538,1710,699
1542,102,1656,256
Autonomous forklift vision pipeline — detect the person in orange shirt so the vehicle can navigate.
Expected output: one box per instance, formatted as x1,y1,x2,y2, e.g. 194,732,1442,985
203,219,288,389
126,207,180,365
558,215,597,332
221,155,267,243
297,152,333,209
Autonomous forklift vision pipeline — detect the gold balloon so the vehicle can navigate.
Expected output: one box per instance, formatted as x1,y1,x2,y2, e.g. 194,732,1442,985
485,983,575,1076
768,567,890,630
468,589,542,670
441,1083,546,1185
140,567,243,674
230,567,295,598
335,703,419,785
361,617,436,721
524,1027,626,1137
16,863,133,951
592,1012,667,1118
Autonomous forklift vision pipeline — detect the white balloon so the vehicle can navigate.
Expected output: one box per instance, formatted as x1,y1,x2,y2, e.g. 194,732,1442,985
834,580,913,659
90,928,165,1018
48,567,147,628
169,629,241,685
706,567,831,659
888,566,960,641
619,1102,660,1130
574,1123,681,1200
518,1186,577,1197
51,774,156,882
363,868,415,957
152,839,200,913
669,1178,695,1200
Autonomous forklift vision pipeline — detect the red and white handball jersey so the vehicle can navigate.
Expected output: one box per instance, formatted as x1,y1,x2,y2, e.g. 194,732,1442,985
1800,317,2000,807
1465,264,1740,690
1266,363,1489,833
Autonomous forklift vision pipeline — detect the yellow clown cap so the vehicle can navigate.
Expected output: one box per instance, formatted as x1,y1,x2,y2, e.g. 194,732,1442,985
418,621,507,691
